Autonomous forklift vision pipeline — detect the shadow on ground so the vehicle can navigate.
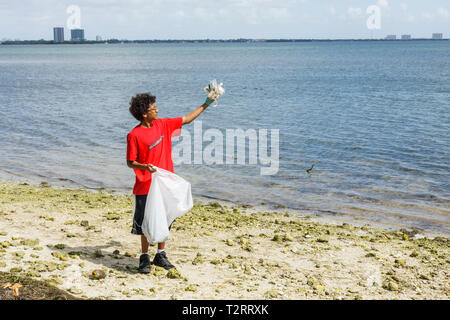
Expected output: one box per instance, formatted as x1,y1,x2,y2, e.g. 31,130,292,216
48,240,149,275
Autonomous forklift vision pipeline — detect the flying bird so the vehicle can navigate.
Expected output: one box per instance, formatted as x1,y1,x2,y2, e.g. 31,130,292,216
306,164,315,174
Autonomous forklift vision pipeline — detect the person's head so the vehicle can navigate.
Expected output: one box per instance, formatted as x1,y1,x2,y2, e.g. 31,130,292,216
129,93,158,122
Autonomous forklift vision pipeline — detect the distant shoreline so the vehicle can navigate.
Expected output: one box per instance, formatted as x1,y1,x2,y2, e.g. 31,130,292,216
1,38,449,45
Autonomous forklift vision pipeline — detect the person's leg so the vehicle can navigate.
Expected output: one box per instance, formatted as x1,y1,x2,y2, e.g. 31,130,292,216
141,235,150,253
152,221,176,269
132,195,151,273
131,195,147,235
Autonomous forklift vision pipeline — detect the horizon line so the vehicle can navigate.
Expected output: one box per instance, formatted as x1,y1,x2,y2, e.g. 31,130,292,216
2,37,449,43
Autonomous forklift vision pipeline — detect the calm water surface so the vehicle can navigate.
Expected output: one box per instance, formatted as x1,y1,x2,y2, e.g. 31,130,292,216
0,41,449,236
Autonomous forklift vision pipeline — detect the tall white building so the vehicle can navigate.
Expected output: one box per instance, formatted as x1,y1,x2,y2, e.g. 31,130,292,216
432,33,443,40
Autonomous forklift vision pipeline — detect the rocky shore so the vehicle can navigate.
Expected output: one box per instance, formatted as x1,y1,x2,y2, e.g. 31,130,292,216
0,181,448,300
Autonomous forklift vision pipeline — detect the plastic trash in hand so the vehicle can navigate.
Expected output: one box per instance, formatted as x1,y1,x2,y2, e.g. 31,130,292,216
141,167,193,244
204,79,225,107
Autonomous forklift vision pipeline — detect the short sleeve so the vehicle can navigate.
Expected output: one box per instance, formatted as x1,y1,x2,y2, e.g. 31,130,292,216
164,117,183,137
127,133,138,161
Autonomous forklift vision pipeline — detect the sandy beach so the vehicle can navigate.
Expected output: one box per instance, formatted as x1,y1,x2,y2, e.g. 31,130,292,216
0,180,448,300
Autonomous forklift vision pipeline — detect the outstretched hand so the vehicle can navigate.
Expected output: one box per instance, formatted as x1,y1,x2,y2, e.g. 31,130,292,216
204,80,225,106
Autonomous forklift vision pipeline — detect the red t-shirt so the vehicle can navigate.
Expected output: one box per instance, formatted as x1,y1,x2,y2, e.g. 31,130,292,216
127,117,183,195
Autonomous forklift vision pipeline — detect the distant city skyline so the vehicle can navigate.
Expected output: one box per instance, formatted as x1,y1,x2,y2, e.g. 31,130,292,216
8,27,447,43
0,0,449,40
42,27,447,42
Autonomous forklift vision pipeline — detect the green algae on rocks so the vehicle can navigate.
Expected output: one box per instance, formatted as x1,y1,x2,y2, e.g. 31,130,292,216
166,268,182,279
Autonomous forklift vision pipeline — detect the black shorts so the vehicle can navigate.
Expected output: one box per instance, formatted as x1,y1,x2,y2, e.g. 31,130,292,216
131,194,175,236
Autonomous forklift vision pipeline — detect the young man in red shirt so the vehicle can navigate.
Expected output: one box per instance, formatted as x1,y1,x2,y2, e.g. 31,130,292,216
127,92,215,273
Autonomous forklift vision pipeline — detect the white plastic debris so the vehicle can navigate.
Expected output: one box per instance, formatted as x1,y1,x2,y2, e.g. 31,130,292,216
142,167,193,244
204,79,225,106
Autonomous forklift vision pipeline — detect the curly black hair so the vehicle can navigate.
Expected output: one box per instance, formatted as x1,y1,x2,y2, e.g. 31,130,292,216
129,93,156,121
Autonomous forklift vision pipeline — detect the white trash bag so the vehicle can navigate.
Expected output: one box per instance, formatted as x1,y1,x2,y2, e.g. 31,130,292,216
142,167,193,244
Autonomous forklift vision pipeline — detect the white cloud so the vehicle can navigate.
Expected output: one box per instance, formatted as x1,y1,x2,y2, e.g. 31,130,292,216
240,6,293,25
377,0,389,8
400,2,415,23
329,5,336,16
421,8,450,22
437,7,449,19
405,13,415,22
174,10,186,18
422,12,434,21
347,7,362,18
31,15,52,23
227,0,304,9
266,7,291,20
194,7,207,18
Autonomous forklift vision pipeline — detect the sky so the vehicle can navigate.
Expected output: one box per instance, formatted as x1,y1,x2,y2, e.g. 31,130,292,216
0,0,449,40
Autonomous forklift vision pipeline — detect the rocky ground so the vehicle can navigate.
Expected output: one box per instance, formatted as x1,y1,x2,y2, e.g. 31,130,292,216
0,181,448,300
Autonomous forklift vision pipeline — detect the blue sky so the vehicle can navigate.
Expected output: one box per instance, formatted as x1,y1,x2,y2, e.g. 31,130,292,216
0,0,449,40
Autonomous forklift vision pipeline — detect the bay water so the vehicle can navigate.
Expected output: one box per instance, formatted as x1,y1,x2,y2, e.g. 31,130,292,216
0,41,449,236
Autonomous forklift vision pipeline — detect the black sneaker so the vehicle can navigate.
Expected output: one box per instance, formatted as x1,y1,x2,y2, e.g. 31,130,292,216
153,251,175,270
138,253,151,274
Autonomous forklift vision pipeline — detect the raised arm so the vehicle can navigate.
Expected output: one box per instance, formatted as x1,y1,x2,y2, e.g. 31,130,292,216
182,101,212,125
183,81,224,125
